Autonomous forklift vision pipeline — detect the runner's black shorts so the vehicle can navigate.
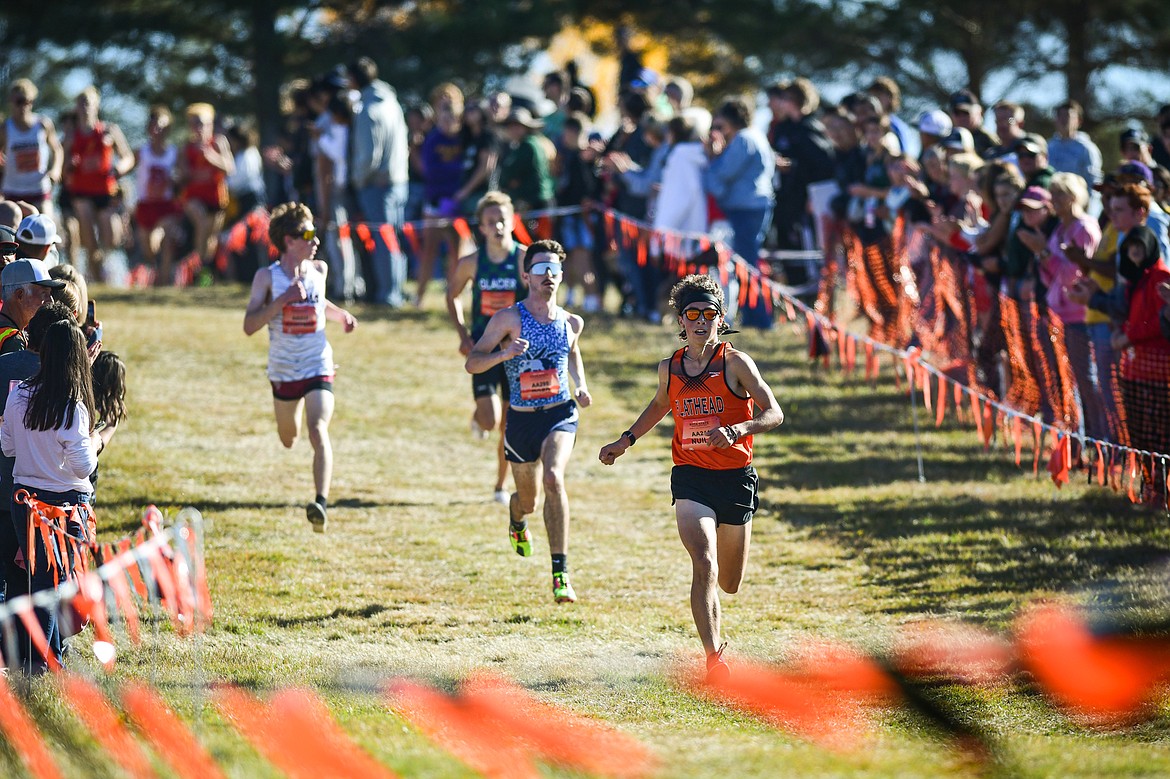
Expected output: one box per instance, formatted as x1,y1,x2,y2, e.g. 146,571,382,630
471,362,507,400
671,464,759,526
504,401,578,463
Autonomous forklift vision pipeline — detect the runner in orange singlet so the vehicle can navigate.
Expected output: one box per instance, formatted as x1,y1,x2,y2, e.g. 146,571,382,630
599,273,783,682
63,86,135,281
177,102,234,269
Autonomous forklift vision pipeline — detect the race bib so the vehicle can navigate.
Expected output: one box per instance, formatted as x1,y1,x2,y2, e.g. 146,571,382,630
519,368,560,401
281,303,318,335
479,289,515,317
681,416,719,450
13,146,40,173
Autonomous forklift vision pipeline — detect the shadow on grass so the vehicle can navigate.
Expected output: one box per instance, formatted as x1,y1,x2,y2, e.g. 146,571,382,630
783,491,1170,618
99,495,444,516
264,603,391,627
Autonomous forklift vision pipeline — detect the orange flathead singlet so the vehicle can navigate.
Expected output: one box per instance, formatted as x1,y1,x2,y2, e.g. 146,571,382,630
668,342,754,470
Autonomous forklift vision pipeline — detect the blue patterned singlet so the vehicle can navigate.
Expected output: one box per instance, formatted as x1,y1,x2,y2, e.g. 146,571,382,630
505,302,573,409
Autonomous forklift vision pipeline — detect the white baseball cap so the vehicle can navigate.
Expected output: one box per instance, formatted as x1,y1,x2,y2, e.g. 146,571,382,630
16,214,63,246
915,109,953,138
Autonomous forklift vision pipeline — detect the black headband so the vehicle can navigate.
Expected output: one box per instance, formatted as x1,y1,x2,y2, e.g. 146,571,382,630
676,290,723,313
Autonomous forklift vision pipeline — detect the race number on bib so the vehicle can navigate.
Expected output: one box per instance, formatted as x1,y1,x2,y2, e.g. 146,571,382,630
281,303,318,335
519,368,560,401
480,290,515,317
13,147,40,173
681,416,719,450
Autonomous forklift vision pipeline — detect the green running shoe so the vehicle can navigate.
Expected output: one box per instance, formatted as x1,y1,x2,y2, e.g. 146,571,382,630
509,523,533,557
552,571,577,604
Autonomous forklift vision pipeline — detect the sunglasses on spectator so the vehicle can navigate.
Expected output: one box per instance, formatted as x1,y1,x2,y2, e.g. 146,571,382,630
297,227,317,242
528,261,562,276
1017,151,1037,159
683,308,720,321
10,96,30,106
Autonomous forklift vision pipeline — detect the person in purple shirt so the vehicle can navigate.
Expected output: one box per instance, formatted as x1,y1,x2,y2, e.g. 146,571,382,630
1036,173,1111,443
417,83,470,307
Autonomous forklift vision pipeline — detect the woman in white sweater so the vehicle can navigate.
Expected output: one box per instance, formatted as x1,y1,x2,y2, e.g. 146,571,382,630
1,320,99,672
655,115,710,236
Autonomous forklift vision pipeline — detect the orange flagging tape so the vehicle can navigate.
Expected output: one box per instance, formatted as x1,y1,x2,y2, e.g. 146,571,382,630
459,673,657,779
388,679,541,779
267,688,400,778
0,676,63,778
121,682,226,779
1016,604,1170,728
60,675,157,779
14,600,60,671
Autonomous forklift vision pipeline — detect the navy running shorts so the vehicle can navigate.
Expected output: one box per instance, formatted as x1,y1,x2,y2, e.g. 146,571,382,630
504,401,579,463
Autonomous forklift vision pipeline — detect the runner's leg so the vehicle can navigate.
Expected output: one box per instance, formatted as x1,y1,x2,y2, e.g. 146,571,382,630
539,429,575,556
716,521,752,594
510,460,539,522
73,197,99,270
494,407,509,494
273,396,304,448
676,499,720,655
304,389,335,500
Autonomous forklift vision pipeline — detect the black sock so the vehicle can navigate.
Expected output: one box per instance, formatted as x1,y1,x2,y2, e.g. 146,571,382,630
551,554,567,574
510,519,527,531
316,494,328,510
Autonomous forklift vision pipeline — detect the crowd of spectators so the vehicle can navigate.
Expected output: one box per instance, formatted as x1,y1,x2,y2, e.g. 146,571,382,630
800,84,1170,500
5,46,1170,484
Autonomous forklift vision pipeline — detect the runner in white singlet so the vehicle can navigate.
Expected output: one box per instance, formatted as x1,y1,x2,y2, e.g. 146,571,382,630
244,202,357,533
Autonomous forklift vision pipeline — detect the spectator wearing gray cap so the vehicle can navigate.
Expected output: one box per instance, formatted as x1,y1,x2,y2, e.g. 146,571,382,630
1015,134,1055,189
0,258,65,354
947,89,997,157
14,213,63,264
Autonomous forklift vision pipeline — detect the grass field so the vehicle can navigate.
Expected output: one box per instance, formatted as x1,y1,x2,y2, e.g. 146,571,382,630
4,283,1170,778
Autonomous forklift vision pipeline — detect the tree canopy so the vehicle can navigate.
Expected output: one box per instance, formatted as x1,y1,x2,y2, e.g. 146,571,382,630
2,0,1168,141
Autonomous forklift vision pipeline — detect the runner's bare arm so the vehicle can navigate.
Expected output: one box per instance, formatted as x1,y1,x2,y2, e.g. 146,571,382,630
208,135,236,175
323,300,357,332
43,116,63,184
315,260,357,331
445,252,478,354
566,313,591,408
465,307,524,374
244,267,302,335
717,349,783,447
598,358,672,465
110,124,136,177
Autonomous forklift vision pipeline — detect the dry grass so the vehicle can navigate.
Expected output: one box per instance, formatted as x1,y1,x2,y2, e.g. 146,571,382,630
2,284,1169,777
